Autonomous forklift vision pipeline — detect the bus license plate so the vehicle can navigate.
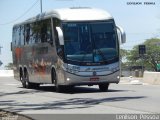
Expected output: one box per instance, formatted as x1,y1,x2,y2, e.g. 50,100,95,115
90,77,99,81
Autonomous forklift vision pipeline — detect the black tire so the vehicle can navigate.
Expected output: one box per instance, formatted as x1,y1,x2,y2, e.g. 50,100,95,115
51,69,56,84
20,69,26,88
52,69,63,92
20,75,27,88
99,83,109,92
23,70,33,89
55,77,64,92
52,69,73,93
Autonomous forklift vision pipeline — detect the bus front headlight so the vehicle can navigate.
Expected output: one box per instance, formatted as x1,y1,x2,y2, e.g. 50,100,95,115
72,66,80,73
64,64,80,74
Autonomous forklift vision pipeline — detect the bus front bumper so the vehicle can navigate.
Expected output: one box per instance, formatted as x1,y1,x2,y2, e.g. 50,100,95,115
61,70,120,86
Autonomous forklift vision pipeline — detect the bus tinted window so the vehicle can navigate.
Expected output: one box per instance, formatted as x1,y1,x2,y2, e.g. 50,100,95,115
20,25,25,45
13,26,21,46
33,19,52,44
23,19,52,45
24,24,30,45
12,27,16,46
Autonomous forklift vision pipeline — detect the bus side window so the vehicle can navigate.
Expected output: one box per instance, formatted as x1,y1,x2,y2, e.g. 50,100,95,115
40,20,47,43
54,28,60,49
12,27,16,46
53,18,61,49
13,25,25,46
29,19,52,44
31,22,40,44
15,26,20,46
24,24,30,45
40,19,52,43
31,23,36,44
46,23,52,43
17,26,21,46
52,18,64,59
20,25,25,45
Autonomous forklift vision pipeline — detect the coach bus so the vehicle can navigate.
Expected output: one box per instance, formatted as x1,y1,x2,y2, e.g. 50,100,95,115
11,7,126,92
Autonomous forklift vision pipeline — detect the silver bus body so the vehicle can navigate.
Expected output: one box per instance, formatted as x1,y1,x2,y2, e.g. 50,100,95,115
11,8,126,91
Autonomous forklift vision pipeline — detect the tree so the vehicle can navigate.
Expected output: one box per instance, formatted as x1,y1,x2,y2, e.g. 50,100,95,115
120,48,129,70
120,49,128,60
126,38,160,71
144,38,160,71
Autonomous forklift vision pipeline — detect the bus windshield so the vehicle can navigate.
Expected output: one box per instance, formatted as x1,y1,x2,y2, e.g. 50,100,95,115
62,21,118,65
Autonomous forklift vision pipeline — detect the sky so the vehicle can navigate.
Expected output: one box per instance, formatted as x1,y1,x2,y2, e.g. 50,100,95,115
0,0,160,69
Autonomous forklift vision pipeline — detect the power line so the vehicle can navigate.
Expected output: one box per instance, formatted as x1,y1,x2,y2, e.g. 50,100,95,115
0,0,39,25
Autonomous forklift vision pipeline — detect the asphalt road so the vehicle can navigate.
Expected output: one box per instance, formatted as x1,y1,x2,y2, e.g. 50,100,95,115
0,77,160,119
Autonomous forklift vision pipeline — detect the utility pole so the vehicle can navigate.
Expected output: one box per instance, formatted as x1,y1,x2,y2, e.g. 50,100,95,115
40,0,42,13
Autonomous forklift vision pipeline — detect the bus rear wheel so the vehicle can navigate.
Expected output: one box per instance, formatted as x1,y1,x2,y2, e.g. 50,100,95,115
20,75,27,88
98,83,109,92
22,70,39,89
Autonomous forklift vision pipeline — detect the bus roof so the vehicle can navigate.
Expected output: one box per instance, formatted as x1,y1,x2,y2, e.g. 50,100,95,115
14,7,113,26
52,7,113,21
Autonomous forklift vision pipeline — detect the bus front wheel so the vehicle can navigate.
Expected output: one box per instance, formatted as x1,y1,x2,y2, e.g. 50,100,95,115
98,83,109,92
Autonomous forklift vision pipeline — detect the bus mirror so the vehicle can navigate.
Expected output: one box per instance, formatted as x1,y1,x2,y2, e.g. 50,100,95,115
56,27,64,45
116,26,126,44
